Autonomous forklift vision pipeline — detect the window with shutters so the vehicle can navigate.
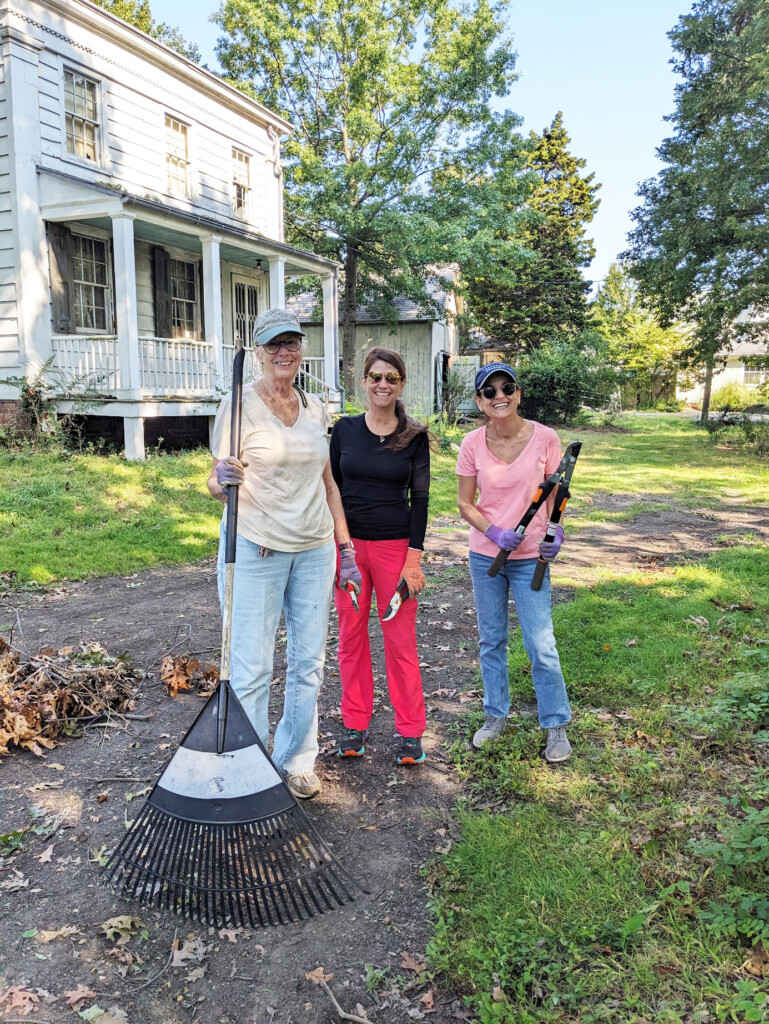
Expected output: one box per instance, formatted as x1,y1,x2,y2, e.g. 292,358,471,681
166,116,190,195
232,148,250,218
72,234,110,331
64,70,100,162
170,258,199,338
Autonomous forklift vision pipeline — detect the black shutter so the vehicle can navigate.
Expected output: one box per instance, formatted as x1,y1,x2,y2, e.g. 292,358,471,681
47,224,74,333
152,246,172,338
198,261,205,341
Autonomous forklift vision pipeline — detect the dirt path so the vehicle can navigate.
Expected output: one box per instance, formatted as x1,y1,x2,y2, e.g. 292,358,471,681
2,497,768,1024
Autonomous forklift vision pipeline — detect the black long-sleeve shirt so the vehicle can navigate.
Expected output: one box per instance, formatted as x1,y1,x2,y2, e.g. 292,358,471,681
329,414,430,549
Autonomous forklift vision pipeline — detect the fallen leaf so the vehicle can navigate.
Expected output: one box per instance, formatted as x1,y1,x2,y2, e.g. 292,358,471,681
0,873,29,892
38,844,54,863
741,944,769,978
354,1004,369,1020
492,986,507,1002
97,791,110,803
652,964,681,977
171,935,209,966
400,951,427,973
100,916,143,942
420,990,435,1009
65,983,97,1008
186,964,207,982
46,762,66,771
99,1008,129,1024
0,985,40,1015
160,655,199,699
305,966,334,985
625,637,638,647
79,1006,105,1021
218,928,241,943
37,925,81,943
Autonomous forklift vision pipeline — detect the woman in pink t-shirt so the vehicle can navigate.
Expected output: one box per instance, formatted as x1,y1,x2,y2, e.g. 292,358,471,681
456,362,572,763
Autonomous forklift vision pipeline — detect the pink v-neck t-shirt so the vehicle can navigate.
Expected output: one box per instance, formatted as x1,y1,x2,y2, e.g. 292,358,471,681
456,421,562,559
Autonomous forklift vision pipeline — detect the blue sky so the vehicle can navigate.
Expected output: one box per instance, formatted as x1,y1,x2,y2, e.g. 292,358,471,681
152,0,687,289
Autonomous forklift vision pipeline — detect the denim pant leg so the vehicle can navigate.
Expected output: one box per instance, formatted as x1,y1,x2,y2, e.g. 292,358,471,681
273,539,336,775
507,559,571,729
217,527,288,747
469,551,511,719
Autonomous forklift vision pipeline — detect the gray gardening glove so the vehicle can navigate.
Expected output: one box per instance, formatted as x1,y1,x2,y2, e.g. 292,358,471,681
216,456,247,488
338,544,362,594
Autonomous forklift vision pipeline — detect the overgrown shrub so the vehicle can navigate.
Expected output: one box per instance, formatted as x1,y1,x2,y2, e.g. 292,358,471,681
706,418,769,459
710,381,754,411
517,342,616,423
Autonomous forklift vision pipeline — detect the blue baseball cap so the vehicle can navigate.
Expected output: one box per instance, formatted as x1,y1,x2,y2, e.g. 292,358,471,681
475,362,517,392
253,308,305,346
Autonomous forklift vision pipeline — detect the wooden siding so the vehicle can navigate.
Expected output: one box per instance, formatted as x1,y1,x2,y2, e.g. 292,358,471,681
0,56,19,370
28,3,283,242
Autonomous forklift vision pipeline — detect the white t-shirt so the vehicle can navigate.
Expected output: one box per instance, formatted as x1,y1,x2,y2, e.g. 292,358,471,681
211,386,334,552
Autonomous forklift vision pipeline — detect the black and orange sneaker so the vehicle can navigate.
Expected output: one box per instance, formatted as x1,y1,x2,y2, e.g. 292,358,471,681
337,727,368,757
396,736,425,765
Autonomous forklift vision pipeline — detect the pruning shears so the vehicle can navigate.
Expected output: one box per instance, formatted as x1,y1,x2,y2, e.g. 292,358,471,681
487,440,582,581
382,579,409,622
344,580,360,613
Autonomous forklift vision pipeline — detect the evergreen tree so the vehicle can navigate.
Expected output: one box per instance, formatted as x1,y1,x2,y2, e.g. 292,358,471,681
469,112,600,355
624,0,769,421
215,0,530,397
93,0,201,62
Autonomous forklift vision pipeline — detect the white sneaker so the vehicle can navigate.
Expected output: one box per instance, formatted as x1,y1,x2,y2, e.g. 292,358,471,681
472,715,507,749
286,771,322,799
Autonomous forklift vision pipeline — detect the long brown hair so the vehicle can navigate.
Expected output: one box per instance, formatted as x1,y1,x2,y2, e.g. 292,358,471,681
363,348,428,452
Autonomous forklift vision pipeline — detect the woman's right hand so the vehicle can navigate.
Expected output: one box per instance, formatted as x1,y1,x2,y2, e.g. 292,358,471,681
216,456,247,488
485,523,524,552
339,544,362,594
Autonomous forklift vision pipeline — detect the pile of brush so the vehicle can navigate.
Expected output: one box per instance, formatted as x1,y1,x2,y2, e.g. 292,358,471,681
0,638,140,756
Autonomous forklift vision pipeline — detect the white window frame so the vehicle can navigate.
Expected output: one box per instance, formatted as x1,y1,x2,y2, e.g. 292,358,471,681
71,228,113,335
58,63,110,170
168,253,201,340
165,114,192,197
743,361,769,386
232,147,251,219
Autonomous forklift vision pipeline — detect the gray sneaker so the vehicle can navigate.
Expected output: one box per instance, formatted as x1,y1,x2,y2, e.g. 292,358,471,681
472,715,507,749
544,726,572,763
286,770,322,799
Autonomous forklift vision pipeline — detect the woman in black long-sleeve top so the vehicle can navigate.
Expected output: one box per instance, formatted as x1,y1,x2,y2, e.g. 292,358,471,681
330,348,430,765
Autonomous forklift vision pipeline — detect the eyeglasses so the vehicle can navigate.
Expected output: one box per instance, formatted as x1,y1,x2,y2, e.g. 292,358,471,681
263,337,302,354
478,381,517,399
366,371,403,385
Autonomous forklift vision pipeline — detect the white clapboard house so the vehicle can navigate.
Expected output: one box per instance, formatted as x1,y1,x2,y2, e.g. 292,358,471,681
0,0,341,458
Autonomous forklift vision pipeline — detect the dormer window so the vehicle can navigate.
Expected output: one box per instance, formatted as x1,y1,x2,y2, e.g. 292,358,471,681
232,148,250,218
165,115,190,195
64,70,99,162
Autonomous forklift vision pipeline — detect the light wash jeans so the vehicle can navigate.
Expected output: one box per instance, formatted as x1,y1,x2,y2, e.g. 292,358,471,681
468,552,571,729
217,527,336,775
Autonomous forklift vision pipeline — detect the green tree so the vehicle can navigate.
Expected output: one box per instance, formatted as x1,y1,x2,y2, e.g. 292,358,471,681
592,262,685,407
93,0,201,62
624,0,769,422
469,112,600,355
215,0,531,397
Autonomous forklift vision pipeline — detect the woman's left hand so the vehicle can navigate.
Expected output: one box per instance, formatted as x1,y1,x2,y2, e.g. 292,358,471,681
400,548,425,597
539,525,565,562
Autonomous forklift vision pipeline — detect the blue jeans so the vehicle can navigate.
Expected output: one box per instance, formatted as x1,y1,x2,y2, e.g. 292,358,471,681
468,553,571,729
217,528,336,775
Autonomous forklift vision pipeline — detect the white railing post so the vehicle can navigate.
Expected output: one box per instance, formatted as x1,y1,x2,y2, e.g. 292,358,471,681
322,271,340,394
111,212,141,400
268,257,286,309
201,233,223,385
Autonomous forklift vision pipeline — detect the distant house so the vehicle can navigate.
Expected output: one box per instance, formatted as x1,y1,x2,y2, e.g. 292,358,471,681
288,276,461,414
677,338,769,404
0,0,341,458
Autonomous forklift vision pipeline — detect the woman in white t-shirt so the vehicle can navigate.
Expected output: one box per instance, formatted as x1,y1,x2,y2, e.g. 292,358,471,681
456,362,572,763
207,309,361,801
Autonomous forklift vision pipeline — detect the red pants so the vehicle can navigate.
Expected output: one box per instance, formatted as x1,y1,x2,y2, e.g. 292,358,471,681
334,537,426,738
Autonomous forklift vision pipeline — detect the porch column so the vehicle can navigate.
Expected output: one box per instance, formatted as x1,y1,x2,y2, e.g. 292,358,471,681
110,211,141,401
268,257,286,308
124,417,145,462
322,271,340,392
201,233,224,383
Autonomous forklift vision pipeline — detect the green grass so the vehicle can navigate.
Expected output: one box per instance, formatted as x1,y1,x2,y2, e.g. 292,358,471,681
0,447,219,582
428,542,769,1022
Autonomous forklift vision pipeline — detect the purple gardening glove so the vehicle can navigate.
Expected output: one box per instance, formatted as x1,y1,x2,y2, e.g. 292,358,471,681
216,456,247,488
539,525,565,562
339,544,362,594
485,523,524,552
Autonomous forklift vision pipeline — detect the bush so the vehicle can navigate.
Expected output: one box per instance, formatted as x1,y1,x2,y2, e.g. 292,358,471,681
710,381,754,411
517,343,617,423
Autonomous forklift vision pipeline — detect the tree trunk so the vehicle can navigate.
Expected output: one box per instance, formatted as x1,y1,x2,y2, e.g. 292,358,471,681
700,357,715,424
342,246,359,401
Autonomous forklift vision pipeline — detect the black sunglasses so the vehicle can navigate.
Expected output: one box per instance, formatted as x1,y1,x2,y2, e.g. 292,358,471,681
478,381,517,399
263,336,302,353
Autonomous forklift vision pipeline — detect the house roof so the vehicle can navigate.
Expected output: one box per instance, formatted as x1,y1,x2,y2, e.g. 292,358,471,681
24,0,293,135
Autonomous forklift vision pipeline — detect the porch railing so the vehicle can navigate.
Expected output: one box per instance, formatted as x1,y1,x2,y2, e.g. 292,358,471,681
140,337,213,394
222,346,334,403
51,334,121,392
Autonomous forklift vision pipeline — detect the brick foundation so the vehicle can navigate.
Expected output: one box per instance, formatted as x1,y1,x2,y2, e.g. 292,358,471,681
65,414,210,453
0,399,21,425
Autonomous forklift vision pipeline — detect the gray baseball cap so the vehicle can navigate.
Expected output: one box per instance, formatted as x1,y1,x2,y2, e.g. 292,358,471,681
253,308,306,346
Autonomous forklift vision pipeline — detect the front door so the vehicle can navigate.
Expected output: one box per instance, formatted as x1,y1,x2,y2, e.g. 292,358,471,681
232,275,259,347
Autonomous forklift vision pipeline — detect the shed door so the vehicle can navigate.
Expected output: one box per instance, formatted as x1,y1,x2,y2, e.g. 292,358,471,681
232,275,259,347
